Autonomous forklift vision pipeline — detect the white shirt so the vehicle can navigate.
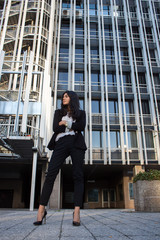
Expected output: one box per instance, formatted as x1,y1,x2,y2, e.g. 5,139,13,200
55,114,76,142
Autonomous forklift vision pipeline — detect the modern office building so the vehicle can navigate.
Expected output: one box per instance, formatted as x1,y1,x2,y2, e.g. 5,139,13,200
0,0,160,210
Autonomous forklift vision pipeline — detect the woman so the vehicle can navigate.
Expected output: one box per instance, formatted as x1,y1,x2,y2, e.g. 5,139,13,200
33,90,87,226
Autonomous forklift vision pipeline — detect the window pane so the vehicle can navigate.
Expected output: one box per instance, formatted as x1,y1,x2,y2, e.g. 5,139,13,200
92,131,100,148
145,132,154,148
127,131,137,148
110,189,115,201
58,72,68,81
75,72,84,82
110,131,120,148
88,189,99,202
103,189,108,202
124,101,134,114
92,100,101,113
57,99,61,109
79,100,84,110
129,183,134,199
141,100,150,114
109,100,118,114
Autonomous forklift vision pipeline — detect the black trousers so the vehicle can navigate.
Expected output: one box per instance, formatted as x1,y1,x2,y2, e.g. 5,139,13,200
40,135,85,207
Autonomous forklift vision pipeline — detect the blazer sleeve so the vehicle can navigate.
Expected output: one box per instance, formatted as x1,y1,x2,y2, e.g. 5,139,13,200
71,110,86,132
53,109,65,134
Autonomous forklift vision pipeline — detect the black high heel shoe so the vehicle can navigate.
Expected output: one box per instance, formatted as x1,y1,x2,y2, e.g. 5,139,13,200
72,211,80,226
33,210,47,226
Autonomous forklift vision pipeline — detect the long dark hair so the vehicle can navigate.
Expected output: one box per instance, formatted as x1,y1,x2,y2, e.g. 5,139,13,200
60,90,80,119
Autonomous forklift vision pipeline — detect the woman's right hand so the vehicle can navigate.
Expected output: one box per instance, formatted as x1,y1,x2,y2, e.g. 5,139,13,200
59,120,67,126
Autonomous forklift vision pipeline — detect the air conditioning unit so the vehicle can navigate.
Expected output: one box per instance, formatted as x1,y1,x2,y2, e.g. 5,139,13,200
75,10,83,18
62,9,70,18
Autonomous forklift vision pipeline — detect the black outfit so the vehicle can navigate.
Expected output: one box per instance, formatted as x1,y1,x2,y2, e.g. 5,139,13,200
40,109,87,207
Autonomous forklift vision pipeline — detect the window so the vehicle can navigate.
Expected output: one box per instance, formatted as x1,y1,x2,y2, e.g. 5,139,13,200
90,23,98,38
75,72,84,83
88,189,99,202
135,48,143,65
58,71,68,89
57,99,61,109
76,23,84,37
107,72,117,92
75,46,84,63
153,74,160,85
149,49,157,66
58,71,68,81
146,27,153,40
107,72,116,84
76,2,83,9
138,73,146,85
91,72,100,91
59,45,69,62
106,47,115,64
120,48,129,64
110,131,121,148
109,100,118,114
92,100,101,113
129,183,134,199
103,189,108,202
123,100,134,114
124,131,138,148
91,47,99,63
110,189,116,201
141,100,150,114
118,184,123,201
104,25,112,39
118,26,126,39
103,5,110,16
75,72,84,91
92,131,103,148
79,99,84,110
145,132,154,148
61,22,69,35
157,101,160,114
132,26,139,40
89,2,97,16
62,0,70,8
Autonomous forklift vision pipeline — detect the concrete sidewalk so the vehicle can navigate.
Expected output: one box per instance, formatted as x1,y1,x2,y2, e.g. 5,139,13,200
0,209,160,240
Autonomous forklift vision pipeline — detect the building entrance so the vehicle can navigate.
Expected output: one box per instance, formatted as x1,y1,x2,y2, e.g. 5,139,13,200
61,165,128,209
102,188,116,208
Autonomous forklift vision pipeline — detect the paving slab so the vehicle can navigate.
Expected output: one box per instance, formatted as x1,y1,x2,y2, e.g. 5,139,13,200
0,209,160,240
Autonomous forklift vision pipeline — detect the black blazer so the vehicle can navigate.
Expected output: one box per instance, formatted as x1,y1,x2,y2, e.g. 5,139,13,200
47,109,87,151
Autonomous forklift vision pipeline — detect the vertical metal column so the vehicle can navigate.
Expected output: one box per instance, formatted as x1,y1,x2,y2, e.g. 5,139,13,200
97,0,107,164
84,0,89,164
8,0,25,90
110,0,125,164
124,0,144,164
100,0,111,164
0,0,7,36
21,51,34,133
13,0,29,90
68,0,73,89
0,0,11,51
30,116,40,211
137,0,160,163
33,0,45,91
114,0,130,164
0,51,5,81
71,0,76,90
14,51,27,133
87,0,93,164
53,0,62,110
